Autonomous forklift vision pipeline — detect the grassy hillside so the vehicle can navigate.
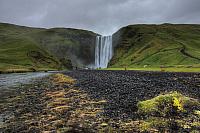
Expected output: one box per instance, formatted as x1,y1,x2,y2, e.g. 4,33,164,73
1,23,200,72
30,27,97,67
110,24,200,68
0,23,97,72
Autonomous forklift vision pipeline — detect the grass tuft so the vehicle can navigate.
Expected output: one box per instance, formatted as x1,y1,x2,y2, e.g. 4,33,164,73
53,74,76,84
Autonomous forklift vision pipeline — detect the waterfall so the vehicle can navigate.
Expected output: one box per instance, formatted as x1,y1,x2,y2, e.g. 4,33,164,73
95,36,113,68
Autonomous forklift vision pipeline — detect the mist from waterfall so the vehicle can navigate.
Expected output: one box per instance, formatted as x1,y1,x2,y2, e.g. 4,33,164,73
95,36,113,68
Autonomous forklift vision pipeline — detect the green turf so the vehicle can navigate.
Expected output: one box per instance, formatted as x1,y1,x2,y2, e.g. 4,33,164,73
1,23,200,72
110,24,200,68
0,23,96,72
0,36,61,72
103,67,200,72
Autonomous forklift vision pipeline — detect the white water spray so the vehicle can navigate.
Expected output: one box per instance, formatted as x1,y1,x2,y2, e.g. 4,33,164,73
95,36,113,68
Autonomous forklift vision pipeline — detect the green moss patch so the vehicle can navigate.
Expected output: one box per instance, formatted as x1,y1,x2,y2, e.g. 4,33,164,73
137,91,200,132
138,91,199,116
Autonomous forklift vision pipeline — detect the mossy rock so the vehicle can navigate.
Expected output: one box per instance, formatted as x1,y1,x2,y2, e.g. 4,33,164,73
137,92,200,132
137,91,199,117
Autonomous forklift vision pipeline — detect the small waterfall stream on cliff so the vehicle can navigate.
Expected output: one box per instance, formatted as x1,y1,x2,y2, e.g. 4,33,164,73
95,36,113,68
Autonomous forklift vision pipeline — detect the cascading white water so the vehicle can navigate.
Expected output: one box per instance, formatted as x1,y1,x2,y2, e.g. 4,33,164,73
95,36,113,68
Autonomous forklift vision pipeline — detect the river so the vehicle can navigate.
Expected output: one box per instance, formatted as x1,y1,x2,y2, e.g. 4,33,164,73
0,72,53,89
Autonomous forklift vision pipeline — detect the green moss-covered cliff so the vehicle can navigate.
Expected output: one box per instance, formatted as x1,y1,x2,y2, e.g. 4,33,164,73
1,23,200,72
0,23,97,72
110,24,200,68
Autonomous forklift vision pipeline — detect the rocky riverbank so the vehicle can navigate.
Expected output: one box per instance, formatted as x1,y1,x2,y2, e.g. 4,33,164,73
0,71,199,132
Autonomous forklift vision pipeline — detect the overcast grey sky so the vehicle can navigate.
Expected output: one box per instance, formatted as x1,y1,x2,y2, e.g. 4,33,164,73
0,0,200,35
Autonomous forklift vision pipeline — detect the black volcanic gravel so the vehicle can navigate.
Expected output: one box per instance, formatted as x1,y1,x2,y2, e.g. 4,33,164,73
64,70,200,119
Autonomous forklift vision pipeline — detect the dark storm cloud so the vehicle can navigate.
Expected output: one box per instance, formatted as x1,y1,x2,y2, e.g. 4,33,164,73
0,0,200,35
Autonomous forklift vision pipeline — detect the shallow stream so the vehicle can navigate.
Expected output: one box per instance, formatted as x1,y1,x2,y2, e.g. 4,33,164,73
0,72,52,89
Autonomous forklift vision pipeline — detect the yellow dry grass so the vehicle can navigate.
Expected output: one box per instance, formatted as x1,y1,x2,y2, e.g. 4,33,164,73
46,91,65,98
53,74,75,84
65,89,80,94
51,105,71,113
40,74,110,132
74,108,102,118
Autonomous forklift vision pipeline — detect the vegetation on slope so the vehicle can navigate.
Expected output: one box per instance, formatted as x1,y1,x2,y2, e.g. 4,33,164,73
0,34,61,72
0,23,97,72
110,24,200,68
1,23,200,72
30,27,97,67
